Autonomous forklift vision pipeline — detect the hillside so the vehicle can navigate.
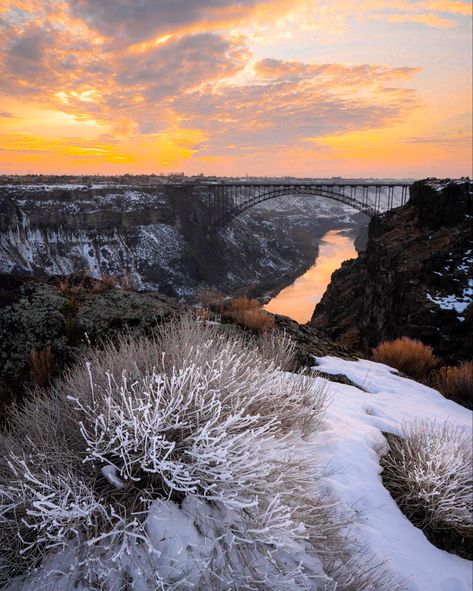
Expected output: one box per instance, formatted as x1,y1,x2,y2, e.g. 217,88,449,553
0,318,471,591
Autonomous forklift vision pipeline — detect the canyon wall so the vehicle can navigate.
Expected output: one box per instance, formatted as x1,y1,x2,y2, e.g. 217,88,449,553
0,184,362,299
311,179,473,362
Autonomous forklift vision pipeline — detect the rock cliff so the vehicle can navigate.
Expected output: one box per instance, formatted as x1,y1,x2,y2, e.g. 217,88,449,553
310,179,473,363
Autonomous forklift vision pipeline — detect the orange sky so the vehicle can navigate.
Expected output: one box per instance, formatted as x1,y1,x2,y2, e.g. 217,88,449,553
0,0,471,177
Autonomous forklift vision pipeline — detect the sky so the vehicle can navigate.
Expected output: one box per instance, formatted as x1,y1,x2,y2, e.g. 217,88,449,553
0,0,471,178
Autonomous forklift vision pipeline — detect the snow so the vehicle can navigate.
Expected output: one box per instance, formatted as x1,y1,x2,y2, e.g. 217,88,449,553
426,251,473,319
427,290,472,313
311,356,472,591
101,465,125,490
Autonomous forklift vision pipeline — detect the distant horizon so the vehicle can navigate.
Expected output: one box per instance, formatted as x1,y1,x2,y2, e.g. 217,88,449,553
1,1,471,177
1,172,425,181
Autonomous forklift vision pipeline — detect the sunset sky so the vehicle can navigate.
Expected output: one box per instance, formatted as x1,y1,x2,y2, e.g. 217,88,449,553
0,0,471,177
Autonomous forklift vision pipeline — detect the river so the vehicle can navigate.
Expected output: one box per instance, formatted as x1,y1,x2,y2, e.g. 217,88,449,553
263,229,358,324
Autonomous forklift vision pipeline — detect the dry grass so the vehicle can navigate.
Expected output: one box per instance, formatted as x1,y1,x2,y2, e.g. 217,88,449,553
372,337,439,382
29,346,54,388
118,271,137,291
195,306,211,321
197,287,225,313
234,308,275,333
57,276,84,298
226,296,261,312
91,274,117,293
433,361,473,409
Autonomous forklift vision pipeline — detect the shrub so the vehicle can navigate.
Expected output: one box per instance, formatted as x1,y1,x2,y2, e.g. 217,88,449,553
0,317,329,589
372,337,438,381
256,330,298,372
91,274,117,293
432,361,473,409
0,317,401,590
29,345,54,388
234,307,275,333
381,420,472,553
196,287,225,313
227,296,261,311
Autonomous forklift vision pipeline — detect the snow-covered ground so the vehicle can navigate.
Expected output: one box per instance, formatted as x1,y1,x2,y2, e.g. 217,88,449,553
312,356,472,591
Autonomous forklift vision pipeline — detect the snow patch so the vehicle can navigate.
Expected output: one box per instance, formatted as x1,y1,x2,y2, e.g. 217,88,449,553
312,356,472,591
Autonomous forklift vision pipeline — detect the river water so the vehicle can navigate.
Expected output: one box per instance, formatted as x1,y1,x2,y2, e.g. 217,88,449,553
263,229,358,324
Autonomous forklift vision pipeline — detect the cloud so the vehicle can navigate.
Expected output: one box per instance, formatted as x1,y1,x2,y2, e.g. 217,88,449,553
0,7,109,96
0,0,468,176
172,59,421,156
3,24,50,77
368,12,457,28
118,33,248,102
68,0,269,45
254,59,421,84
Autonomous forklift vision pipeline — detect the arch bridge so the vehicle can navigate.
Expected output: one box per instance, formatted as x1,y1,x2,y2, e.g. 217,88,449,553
185,181,412,228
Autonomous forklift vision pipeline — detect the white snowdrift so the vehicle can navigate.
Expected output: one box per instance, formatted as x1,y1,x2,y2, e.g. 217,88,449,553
312,356,472,591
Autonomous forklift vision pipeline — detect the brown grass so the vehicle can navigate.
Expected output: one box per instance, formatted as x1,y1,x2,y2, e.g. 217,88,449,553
195,307,211,321
233,308,275,333
91,274,116,293
227,297,261,312
432,361,473,409
62,296,80,317
197,287,225,313
119,271,137,291
57,276,84,298
29,346,54,388
372,337,439,382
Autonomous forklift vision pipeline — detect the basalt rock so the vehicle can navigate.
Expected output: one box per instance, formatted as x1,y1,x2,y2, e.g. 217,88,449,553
0,273,182,417
310,179,473,363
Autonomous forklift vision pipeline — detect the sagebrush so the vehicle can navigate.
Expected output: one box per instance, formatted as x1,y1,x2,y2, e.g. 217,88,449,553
433,361,472,409
381,420,472,547
0,317,401,591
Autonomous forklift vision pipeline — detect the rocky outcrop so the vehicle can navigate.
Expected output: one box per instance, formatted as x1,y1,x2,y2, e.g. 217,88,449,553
0,273,182,415
310,179,473,363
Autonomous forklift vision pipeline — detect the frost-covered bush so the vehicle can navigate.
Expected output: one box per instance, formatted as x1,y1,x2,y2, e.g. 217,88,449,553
381,420,473,542
0,317,401,590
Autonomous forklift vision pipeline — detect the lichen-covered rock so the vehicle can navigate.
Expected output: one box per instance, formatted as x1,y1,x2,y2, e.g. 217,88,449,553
0,279,67,385
0,274,183,415
273,314,359,367
76,289,181,339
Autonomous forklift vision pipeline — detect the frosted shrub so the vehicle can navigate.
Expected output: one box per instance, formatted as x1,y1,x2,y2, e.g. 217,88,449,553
0,317,401,590
381,420,473,541
0,317,332,589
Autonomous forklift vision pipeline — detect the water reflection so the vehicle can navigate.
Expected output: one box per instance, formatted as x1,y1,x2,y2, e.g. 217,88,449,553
264,229,358,324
